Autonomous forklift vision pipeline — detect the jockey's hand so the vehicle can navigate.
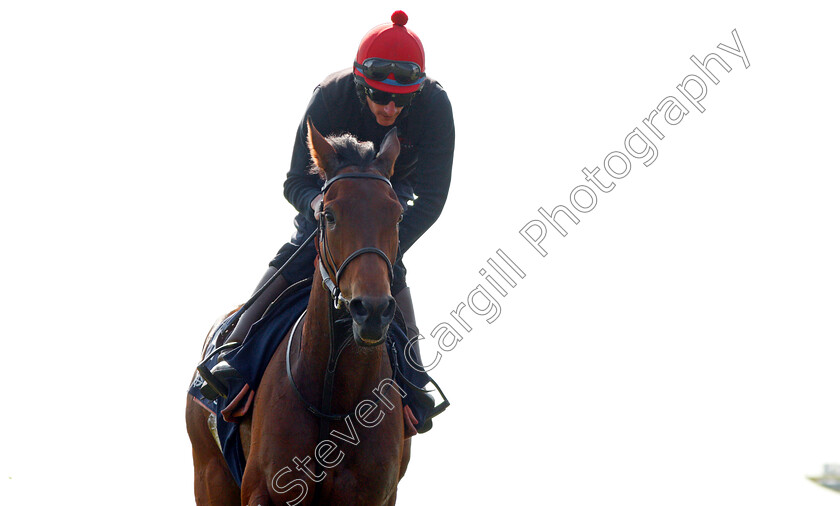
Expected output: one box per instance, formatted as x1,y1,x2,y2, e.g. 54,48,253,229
310,194,324,220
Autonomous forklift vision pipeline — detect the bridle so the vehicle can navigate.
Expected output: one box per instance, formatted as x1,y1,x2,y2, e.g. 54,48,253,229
315,172,397,309
285,171,402,500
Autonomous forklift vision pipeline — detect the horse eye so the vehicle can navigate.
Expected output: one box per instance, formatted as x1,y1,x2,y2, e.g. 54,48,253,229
324,210,336,224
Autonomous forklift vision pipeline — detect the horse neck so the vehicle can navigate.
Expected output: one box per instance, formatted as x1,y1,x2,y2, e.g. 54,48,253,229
298,268,389,411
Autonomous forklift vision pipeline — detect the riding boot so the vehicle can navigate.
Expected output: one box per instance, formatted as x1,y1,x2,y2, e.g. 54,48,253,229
199,267,290,400
393,286,436,433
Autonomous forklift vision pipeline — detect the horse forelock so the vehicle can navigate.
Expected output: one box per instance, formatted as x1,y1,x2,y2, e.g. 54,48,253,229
309,133,380,177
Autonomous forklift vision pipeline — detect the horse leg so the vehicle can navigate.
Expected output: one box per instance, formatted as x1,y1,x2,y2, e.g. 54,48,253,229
240,470,273,506
237,490,275,506
381,436,412,505
242,491,273,506
399,437,411,480
186,395,241,505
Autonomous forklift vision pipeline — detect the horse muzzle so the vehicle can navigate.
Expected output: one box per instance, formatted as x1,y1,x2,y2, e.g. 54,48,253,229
348,295,396,346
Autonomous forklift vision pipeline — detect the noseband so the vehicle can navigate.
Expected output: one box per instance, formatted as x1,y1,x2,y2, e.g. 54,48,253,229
316,172,397,308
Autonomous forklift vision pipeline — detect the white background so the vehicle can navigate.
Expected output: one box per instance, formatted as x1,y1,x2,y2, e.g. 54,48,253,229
1,1,838,504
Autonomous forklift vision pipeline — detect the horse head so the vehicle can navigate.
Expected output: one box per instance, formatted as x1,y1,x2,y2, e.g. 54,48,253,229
307,118,403,347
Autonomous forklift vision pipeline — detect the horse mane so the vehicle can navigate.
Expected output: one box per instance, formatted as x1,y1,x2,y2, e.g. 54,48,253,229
309,133,378,177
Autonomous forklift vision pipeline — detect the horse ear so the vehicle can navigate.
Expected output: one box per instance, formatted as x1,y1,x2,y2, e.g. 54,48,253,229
374,127,401,178
307,117,337,179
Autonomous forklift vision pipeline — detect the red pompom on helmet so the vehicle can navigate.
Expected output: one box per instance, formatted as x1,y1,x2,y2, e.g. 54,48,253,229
354,11,426,95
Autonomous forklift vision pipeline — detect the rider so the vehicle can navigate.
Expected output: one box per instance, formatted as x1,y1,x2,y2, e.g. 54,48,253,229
224,11,455,364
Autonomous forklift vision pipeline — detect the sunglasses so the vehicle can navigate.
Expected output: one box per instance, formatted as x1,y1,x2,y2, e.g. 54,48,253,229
354,58,425,86
362,85,417,107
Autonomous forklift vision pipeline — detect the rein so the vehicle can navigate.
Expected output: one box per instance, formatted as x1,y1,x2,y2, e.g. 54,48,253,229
284,308,400,420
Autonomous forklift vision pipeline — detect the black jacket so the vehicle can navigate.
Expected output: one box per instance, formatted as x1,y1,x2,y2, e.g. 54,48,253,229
284,69,455,253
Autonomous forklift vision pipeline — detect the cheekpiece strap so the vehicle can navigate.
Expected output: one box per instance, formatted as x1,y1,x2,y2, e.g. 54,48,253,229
319,259,348,309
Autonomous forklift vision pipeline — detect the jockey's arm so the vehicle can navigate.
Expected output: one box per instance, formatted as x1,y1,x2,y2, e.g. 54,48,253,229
284,86,332,219
398,88,455,253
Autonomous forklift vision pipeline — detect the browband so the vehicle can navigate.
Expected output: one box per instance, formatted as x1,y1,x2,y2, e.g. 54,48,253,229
321,172,392,192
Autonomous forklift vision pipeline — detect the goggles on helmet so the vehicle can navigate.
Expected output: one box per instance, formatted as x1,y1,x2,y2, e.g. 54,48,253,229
361,84,417,108
354,57,426,86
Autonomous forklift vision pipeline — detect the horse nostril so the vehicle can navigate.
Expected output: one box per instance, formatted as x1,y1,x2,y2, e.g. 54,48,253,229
383,297,396,321
349,298,369,321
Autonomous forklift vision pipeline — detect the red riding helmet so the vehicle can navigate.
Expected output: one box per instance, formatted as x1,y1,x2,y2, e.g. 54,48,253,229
354,11,426,95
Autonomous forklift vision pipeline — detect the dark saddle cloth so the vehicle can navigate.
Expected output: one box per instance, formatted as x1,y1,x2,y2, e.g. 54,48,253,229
187,280,434,486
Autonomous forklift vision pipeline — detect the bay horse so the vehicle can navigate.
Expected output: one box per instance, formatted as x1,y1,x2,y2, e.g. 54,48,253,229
186,119,411,505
